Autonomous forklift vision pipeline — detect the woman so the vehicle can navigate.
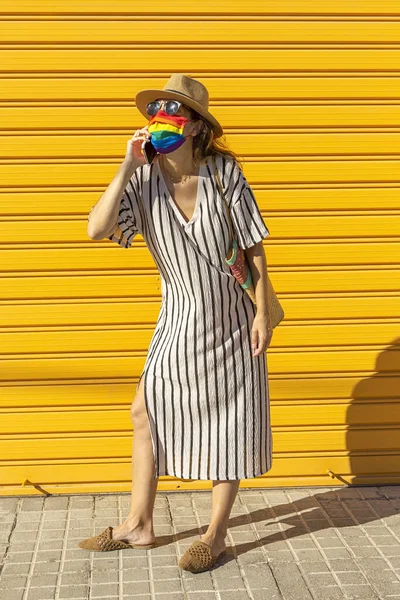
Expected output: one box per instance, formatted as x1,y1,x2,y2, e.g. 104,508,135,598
82,74,273,572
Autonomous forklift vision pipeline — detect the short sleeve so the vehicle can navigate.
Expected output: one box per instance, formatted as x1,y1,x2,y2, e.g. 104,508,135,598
226,158,270,249
108,168,142,248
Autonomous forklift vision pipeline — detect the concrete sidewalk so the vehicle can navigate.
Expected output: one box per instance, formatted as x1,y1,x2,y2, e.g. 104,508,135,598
0,485,399,600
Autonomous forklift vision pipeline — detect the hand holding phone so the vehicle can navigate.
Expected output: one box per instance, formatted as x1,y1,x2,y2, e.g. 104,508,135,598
125,126,156,166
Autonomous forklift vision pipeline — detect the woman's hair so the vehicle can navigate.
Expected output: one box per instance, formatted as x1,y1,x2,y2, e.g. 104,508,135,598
185,105,244,170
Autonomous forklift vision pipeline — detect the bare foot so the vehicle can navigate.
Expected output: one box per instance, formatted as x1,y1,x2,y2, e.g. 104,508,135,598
112,520,155,546
200,533,227,559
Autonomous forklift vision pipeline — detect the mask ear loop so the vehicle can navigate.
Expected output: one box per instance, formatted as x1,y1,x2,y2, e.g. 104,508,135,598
182,119,196,139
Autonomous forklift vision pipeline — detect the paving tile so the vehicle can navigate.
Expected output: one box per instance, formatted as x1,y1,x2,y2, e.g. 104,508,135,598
300,561,331,574
122,566,150,581
335,570,369,585
292,548,325,561
340,585,379,599
322,547,353,559
121,580,151,595
152,565,181,580
212,574,246,590
152,577,183,593
90,582,119,596
58,585,89,598
0,574,27,589
25,588,58,600
325,558,360,571
380,544,400,556
2,562,32,575
269,561,314,599
27,574,58,587
251,590,282,600
307,587,347,600
59,570,89,585
219,593,250,600
347,545,381,558
305,572,337,588
0,590,25,600
182,571,214,592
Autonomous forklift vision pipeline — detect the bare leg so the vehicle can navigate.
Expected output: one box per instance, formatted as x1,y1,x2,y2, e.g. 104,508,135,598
200,480,240,557
112,376,158,545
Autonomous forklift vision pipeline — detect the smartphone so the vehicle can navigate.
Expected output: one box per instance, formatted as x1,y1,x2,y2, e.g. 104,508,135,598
142,139,158,164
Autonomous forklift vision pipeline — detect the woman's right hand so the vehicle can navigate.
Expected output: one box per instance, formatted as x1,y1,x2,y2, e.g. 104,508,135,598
124,126,152,165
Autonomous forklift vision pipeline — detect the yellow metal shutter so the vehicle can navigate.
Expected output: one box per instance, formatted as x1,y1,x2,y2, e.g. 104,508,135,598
1,1,399,496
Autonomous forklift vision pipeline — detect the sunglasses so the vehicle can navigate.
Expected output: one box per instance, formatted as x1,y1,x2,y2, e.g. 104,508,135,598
146,99,185,117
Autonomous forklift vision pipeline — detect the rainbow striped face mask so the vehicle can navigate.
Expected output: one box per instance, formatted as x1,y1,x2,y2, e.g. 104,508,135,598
147,110,194,154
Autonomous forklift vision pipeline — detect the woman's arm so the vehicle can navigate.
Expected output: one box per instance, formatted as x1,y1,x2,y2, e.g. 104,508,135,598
87,158,140,240
245,241,272,356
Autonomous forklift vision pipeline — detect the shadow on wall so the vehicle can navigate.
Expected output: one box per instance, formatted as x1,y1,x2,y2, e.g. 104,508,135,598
346,339,400,486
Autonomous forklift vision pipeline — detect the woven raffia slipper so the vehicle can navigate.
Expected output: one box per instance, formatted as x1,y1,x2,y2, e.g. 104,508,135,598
78,526,156,551
178,539,226,573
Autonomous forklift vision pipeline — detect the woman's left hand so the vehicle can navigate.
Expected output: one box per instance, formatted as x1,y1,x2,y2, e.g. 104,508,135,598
251,313,272,356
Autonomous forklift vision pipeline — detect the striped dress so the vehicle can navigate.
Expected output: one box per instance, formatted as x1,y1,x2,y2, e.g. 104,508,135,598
108,152,273,480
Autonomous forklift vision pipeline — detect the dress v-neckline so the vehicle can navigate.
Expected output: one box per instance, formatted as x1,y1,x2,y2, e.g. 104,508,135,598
157,156,208,228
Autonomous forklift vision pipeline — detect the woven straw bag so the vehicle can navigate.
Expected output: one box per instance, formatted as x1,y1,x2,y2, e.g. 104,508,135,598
211,155,284,329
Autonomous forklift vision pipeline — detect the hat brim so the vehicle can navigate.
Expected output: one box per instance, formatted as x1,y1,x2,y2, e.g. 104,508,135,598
135,89,223,138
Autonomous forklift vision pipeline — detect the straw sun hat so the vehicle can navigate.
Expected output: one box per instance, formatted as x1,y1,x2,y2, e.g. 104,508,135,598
135,73,223,138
